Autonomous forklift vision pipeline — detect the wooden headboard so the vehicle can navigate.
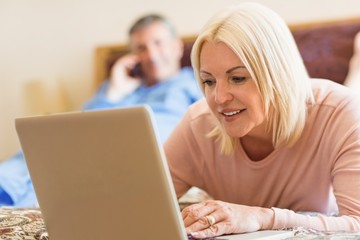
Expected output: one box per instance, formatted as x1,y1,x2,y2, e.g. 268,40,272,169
94,17,360,89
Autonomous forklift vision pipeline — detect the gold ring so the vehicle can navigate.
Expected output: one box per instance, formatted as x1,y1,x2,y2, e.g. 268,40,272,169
205,215,216,226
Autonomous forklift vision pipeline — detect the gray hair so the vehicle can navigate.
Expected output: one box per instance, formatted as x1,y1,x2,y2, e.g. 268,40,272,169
128,14,177,37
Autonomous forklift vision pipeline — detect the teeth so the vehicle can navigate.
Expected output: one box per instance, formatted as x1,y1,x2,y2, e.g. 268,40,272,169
223,110,241,116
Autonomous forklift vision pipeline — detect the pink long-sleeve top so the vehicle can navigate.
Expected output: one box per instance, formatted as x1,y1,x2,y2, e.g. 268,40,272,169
164,79,360,231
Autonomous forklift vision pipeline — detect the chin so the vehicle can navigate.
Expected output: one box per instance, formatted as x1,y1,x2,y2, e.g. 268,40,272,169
227,131,238,136
224,129,246,138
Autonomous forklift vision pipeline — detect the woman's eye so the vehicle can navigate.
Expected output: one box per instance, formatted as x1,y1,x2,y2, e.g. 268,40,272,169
231,76,246,83
202,79,215,86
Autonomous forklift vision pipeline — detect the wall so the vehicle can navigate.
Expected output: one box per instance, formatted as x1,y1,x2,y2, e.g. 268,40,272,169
1,0,360,160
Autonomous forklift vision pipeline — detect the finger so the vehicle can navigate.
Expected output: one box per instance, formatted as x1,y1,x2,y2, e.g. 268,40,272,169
207,209,227,224
182,202,217,227
185,215,209,234
186,206,233,236
186,213,221,234
190,222,230,239
114,54,140,72
183,199,219,217
181,201,207,219
182,201,211,221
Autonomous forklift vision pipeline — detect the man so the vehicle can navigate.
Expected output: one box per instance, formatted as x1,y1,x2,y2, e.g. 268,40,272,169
0,14,202,206
84,14,202,141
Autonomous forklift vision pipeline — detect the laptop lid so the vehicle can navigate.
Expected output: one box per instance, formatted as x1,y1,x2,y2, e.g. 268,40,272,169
15,106,187,240
15,106,294,240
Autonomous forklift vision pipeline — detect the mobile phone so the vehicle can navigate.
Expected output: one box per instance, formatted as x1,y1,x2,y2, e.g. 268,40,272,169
129,63,143,78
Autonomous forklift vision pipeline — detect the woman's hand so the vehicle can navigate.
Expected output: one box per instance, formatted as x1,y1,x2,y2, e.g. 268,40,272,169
182,200,274,239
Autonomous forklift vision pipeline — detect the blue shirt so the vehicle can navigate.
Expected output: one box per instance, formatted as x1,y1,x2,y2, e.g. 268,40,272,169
0,151,37,207
0,67,202,207
84,67,202,142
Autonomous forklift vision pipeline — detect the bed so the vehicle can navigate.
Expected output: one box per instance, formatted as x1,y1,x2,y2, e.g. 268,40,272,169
1,17,360,240
93,17,360,89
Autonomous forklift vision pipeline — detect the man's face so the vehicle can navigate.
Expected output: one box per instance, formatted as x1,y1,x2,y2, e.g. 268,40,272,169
130,22,183,86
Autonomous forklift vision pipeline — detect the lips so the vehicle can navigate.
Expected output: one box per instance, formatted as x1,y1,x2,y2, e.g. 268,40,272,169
222,110,241,116
221,109,245,117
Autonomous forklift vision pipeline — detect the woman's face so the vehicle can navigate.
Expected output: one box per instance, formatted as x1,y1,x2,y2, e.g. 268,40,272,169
199,41,266,138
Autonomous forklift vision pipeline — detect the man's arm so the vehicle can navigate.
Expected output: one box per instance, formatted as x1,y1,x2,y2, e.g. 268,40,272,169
84,54,142,110
0,151,38,207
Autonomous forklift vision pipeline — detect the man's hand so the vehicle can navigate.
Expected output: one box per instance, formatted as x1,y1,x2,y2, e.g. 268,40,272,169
106,54,142,102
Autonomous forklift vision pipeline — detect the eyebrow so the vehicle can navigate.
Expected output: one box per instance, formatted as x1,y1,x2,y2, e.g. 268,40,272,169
226,65,246,74
200,65,246,76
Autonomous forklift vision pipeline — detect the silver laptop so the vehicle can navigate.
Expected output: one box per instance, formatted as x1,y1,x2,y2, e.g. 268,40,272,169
15,106,294,240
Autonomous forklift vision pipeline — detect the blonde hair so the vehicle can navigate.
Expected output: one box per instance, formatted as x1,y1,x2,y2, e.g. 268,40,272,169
191,2,314,155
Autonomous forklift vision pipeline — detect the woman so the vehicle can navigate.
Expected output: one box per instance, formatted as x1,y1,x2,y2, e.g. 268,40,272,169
164,2,360,239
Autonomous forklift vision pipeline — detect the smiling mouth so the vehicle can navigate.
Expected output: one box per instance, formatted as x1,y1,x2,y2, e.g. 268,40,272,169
221,109,245,116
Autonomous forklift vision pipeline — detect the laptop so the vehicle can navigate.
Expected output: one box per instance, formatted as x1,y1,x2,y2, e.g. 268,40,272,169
15,106,294,240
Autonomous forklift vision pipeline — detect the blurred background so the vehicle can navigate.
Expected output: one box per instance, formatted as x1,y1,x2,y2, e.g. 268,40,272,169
1,0,360,160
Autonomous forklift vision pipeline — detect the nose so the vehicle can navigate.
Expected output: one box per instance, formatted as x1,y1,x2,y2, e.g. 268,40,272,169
214,81,233,104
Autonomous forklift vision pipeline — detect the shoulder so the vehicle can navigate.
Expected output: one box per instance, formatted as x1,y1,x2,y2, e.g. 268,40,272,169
308,78,360,139
187,99,211,118
311,78,358,108
310,79,360,122
164,99,217,159
183,99,217,131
